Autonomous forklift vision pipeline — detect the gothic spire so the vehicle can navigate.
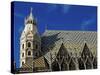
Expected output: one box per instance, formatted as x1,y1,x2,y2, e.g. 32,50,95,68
30,7,33,18
25,7,36,25
28,7,33,20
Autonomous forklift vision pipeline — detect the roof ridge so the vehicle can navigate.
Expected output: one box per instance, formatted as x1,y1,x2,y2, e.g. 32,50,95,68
45,30,97,32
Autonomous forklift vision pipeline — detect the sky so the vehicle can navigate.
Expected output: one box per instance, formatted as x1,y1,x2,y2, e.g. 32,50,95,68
13,1,97,68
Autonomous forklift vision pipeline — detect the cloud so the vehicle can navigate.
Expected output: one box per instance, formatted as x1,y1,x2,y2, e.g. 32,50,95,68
61,5,71,14
46,4,71,14
14,12,24,18
47,4,57,12
81,17,95,30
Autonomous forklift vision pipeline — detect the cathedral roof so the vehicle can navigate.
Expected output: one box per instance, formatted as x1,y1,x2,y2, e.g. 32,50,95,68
41,30,97,63
33,56,46,68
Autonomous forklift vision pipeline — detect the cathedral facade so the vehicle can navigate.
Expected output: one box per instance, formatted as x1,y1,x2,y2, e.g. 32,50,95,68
20,8,41,71
18,9,97,73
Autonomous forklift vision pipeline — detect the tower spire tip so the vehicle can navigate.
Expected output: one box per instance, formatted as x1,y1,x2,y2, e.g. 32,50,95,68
31,7,33,13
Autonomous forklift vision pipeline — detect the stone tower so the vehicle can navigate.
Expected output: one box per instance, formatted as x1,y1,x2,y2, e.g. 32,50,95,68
20,8,41,68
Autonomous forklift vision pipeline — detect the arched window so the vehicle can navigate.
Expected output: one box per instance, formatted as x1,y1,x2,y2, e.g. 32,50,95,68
22,53,24,57
85,58,92,69
52,60,60,71
78,58,85,70
28,42,31,47
61,60,68,71
36,44,38,49
22,44,24,49
35,52,38,57
93,57,97,69
22,62,24,66
69,59,76,70
28,51,31,56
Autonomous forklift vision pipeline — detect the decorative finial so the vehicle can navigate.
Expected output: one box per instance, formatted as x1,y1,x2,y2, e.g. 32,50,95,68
31,7,33,13
83,31,86,44
29,7,33,19
45,25,47,30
